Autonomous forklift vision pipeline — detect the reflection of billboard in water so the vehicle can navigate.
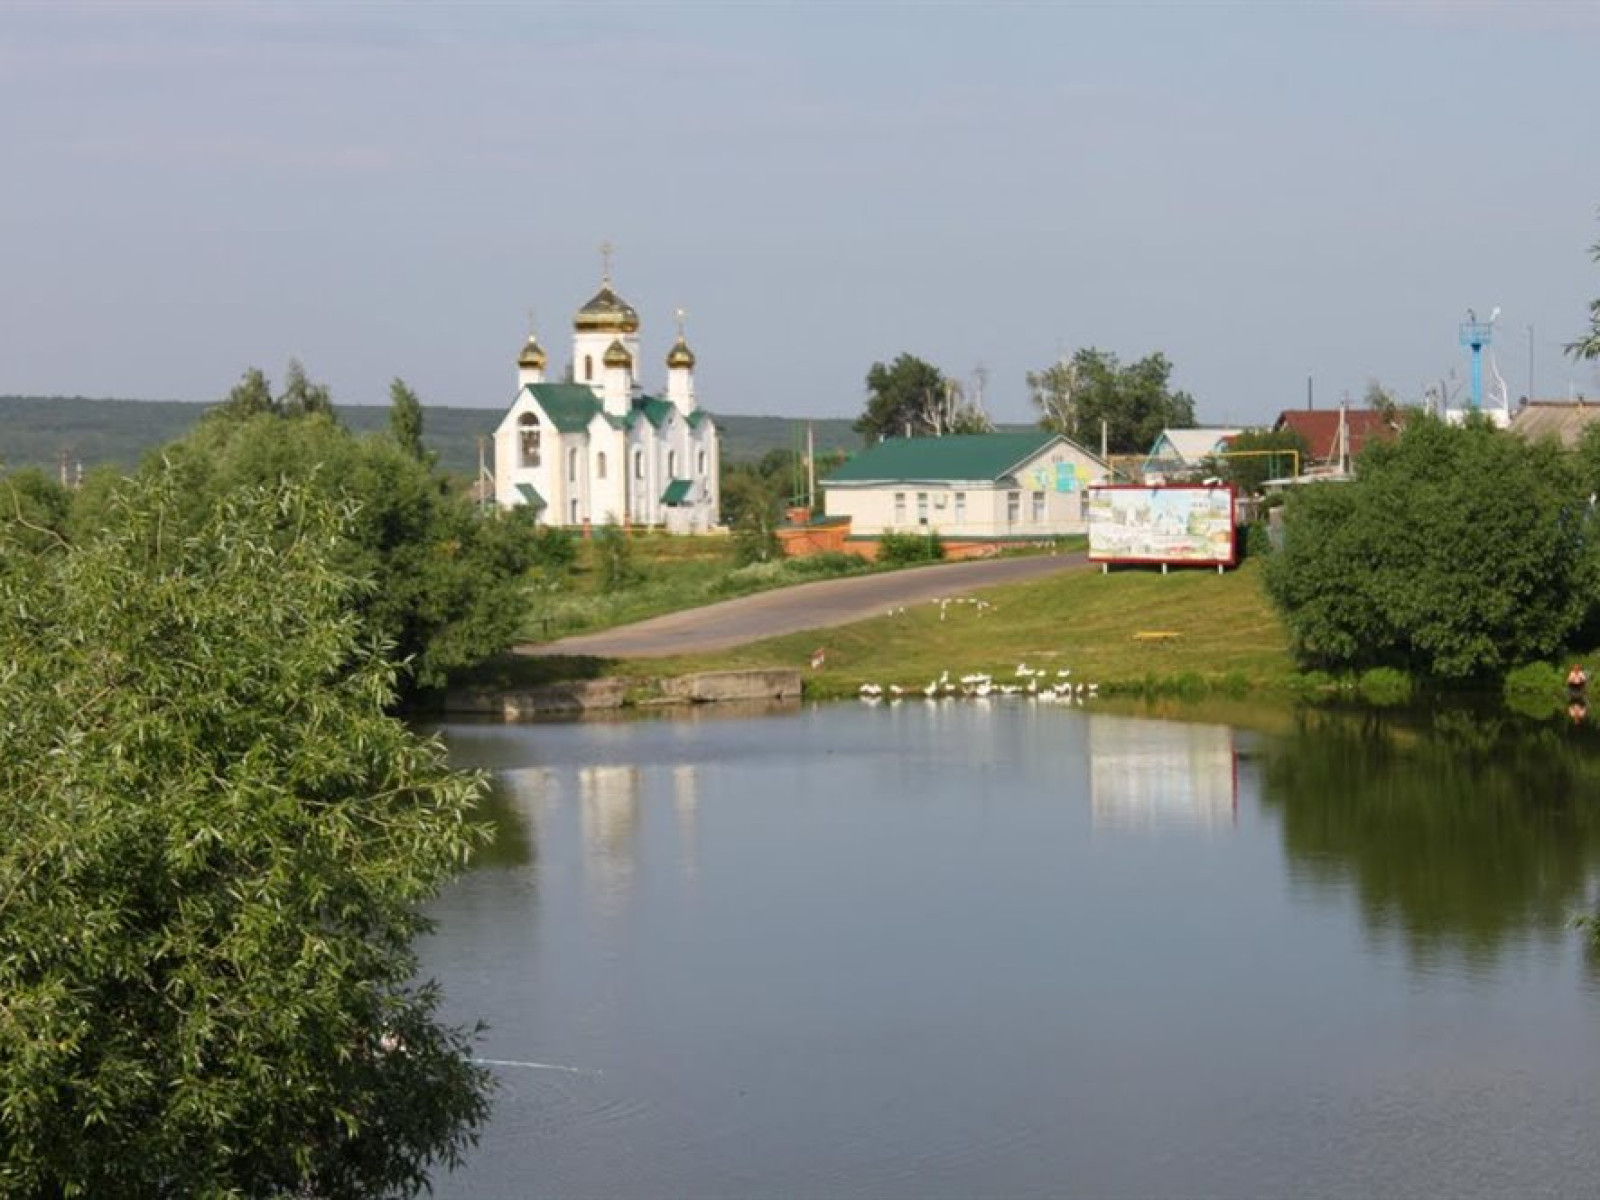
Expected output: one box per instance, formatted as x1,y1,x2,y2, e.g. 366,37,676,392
1088,485,1237,566
1089,716,1238,832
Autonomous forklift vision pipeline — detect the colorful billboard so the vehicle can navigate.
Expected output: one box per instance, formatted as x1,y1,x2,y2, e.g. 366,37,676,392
1087,484,1237,566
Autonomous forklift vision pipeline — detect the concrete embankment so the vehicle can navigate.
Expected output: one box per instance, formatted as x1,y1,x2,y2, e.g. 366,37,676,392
444,668,803,720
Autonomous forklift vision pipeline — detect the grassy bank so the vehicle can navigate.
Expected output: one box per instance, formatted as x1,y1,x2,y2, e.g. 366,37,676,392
496,558,1297,700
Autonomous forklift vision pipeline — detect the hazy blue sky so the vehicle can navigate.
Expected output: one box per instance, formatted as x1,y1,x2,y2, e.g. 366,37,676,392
3,1,1597,428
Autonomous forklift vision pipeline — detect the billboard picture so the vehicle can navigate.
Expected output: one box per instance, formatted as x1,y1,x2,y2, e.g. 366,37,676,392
1088,484,1237,566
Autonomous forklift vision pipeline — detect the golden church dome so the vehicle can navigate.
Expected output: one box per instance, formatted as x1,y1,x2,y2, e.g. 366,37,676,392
666,336,696,370
574,283,640,334
517,335,547,369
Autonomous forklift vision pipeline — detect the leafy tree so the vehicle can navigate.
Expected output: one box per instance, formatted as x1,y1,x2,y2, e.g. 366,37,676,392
77,407,538,694
1571,209,1600,363
208,361,336,424
0,470,490,1195
1264,414,1586,681
213,366,276,422
281,358,336,419
854,354,950,444
1363,379,1401,423
1205,427,1310,493
1029,348,1196,455
389,377,428,463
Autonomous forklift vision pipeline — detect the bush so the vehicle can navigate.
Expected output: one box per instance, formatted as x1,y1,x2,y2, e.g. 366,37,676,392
595,520,642,592
1357,666,1414,706
1264,414,1585,682
784,551,865,579
529,524,578,571
878,530,946,565
1504,661,1564,701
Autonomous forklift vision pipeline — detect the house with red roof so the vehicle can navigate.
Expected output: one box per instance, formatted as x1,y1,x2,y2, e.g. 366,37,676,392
1272,408,1401,471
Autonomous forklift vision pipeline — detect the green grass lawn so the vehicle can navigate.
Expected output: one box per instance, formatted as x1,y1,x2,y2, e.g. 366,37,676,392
506,559,1296,700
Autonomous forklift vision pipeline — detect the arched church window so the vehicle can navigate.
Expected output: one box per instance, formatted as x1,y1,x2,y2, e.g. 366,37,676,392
584,355,594,382
568,447,579,482
519,413,541,468
633,448,645,480
667,450,678,478
596,452,607,480
697,450,707,476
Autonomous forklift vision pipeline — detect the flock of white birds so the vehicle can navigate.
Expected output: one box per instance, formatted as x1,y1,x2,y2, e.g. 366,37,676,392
848,597,1099,705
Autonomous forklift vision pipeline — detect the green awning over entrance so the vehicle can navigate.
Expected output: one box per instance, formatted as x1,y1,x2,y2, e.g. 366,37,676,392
514,483,546,509
660,478,693,506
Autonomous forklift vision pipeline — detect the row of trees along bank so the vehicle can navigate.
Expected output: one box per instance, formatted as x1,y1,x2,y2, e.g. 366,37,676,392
0,364,528,1192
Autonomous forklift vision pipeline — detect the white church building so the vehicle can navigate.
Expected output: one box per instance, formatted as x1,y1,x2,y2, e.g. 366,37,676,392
493,272,720,532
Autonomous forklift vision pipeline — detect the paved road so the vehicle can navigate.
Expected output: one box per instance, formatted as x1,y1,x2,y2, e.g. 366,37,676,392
527,552,1090,658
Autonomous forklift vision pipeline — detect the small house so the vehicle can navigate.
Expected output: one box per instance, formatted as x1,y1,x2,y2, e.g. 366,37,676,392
821,431,1109,544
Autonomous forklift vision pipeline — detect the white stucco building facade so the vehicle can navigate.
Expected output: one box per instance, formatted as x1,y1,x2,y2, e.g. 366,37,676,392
822,432,1109,539
493,274,719,532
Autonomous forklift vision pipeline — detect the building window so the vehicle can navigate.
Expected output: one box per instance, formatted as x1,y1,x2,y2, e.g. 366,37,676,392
634,448,645,480
954,492,966,523
567,447,579,482
518,413,541,468
1032,491,1045,523
697,449,706,476
570,498,580,525
917,492,929,525
583,355,593,382
668,450,678,477
1007,491,1020,524
894,492,906,525
596,451,607,480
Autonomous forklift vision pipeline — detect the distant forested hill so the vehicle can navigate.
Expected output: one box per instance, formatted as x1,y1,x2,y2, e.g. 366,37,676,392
0,396,868,477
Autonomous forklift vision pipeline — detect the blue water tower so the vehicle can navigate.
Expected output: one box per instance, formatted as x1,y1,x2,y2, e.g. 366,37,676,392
1459,311,1493,410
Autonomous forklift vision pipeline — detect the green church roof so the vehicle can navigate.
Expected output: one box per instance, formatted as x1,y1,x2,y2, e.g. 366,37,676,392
825,432,1064,485
523,383,603,433
630,396,675,429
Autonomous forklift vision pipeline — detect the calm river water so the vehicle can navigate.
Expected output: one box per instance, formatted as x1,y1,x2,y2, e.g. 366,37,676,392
419,700,1600,1198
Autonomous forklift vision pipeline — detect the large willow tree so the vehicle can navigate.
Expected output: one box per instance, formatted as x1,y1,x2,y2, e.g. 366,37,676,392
0,470,491,1195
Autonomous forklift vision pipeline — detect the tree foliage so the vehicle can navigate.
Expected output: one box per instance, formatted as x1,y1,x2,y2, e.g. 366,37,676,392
0,470,490,1195
854,354,990,444
1573,211,1600,363
81,389,538,693
211,361,336,425
1028,348,1196,455
1264,414,1586,681
1204,427,1309,493
388,377,428,463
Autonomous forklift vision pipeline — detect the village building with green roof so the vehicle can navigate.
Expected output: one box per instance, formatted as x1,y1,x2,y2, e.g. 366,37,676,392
821,431,1109,542
493,265,719,532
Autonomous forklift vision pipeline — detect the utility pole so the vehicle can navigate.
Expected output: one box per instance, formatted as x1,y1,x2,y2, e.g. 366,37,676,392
806,422,816,510
1527,324,1535,402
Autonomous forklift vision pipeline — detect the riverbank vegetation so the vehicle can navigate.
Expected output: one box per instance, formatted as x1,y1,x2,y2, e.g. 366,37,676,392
7,365,541,697
0,471,490,1194
1264,413,1588,683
